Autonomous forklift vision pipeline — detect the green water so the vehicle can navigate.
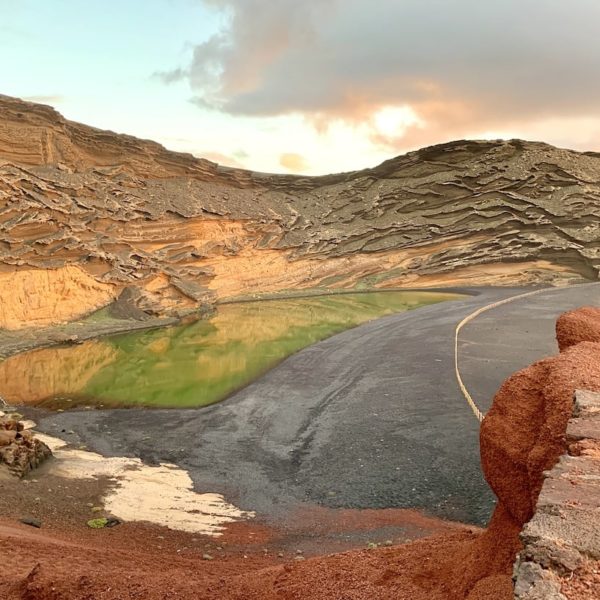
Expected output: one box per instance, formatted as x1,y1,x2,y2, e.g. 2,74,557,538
5,291,461,410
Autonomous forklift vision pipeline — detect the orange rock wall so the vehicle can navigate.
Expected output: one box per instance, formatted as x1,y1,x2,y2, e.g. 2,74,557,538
0,266,116,330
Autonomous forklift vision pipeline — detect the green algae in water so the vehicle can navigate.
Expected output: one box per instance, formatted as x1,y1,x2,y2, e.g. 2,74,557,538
2,291,461,409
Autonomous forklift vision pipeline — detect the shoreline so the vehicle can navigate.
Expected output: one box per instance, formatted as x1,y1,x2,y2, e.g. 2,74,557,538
0,284,515,367
0,285,484,363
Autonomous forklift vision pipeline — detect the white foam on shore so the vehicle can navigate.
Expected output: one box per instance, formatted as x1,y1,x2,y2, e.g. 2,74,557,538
35,432,254,535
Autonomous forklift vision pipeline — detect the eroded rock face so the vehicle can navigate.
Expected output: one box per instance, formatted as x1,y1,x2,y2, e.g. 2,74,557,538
480,342,600,526
2,94,600,328
0,266,116,329
449,308,600,600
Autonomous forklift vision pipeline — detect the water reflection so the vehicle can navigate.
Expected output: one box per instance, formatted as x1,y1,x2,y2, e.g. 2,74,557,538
0,291,461,409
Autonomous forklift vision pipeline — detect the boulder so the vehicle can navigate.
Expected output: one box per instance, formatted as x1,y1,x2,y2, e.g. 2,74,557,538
0,416,52,477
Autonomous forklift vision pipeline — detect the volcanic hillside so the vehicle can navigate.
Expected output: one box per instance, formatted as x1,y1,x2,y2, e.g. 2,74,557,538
1,94,600,329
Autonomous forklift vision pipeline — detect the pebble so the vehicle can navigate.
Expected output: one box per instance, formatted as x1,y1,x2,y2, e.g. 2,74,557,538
202,554,213,561
20,517,41,528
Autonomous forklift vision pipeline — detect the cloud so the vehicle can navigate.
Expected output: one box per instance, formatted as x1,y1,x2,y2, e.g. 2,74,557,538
167,0,600,149
279,152,308,172
22,95,64,105
153,67,187,84
196,150,246,168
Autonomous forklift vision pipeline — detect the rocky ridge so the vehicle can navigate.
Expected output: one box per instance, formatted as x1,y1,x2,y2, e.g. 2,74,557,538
2,94,600,329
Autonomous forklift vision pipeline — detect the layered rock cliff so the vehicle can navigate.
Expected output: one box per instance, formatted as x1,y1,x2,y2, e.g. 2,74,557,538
2,94,600,329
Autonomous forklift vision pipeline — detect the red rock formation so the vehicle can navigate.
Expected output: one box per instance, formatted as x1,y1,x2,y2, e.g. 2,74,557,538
452,308,600,599
556,306,600,352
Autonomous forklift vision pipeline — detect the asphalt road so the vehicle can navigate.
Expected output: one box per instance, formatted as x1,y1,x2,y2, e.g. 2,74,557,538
30,283,600,526
459,282,600,415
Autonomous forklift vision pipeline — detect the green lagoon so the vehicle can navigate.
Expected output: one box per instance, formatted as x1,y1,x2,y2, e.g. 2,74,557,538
2,291,461,410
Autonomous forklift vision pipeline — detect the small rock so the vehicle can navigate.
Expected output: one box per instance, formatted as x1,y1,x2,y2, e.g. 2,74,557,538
86,517,121,529
383,540,393,547
202,553,213,561
91,506,103,513
20,517,41,528
0,430,17,447
105,518,121,528
294,556,305,561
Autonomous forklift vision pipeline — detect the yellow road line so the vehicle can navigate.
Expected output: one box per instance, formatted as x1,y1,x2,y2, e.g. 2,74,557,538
454,288,551,422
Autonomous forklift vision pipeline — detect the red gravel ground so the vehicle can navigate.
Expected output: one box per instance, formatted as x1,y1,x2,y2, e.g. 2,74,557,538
0,512,478,600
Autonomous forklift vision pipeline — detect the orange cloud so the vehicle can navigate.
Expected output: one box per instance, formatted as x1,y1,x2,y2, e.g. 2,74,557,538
279,152,308,172
22,95,64,105
198,151,246,169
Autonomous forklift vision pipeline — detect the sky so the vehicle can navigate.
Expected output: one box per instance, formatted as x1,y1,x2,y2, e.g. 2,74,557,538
1,0,600,175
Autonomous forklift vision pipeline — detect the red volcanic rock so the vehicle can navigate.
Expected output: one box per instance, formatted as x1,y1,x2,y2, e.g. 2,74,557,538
481,342,600,525
462,307,600,600
556,306,600,351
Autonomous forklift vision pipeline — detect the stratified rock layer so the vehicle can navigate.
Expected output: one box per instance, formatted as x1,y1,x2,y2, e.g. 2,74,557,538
2,94,600,328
